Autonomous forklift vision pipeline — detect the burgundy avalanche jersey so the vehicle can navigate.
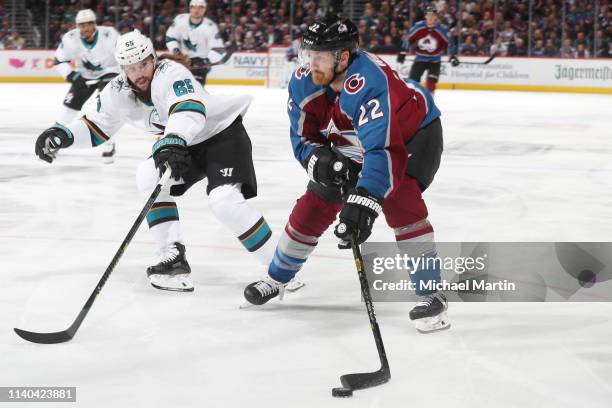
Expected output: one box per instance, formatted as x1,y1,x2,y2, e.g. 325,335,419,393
405,21,454,62
287,50,440,199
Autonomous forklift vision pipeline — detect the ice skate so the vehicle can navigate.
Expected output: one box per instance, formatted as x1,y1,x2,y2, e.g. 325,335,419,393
409,292,450,333
101,141,116,164
241,277,287,308
147,242,193,292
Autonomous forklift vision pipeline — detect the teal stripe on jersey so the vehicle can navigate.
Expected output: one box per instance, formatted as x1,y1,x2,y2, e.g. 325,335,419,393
173,101,207,117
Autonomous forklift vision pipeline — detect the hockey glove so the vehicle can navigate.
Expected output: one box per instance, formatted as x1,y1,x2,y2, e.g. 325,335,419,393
67,71,87,88
334,188,383,249
191,57,211,70
306,147,350,187
449,55,460,67
397,51,407,64
35,126,74,163
152,134,192,181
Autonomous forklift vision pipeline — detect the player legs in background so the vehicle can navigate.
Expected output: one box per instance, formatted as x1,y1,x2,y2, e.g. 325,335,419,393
137,117,276,292
189,57,211,86
424,61,441,95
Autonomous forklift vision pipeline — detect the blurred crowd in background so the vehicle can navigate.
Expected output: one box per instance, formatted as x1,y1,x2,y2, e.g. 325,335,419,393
1,0,610,58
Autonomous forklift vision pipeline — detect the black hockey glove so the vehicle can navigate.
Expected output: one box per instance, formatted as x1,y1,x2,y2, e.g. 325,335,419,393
35,126,74,163
449,55,460,67
152,134,192,181
305,147,350,187
397,50,407,64
67,71,87,88
334,188,383,249
191,57,211,70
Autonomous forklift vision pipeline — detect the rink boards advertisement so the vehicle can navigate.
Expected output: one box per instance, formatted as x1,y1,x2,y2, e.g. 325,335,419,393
1,49,611,93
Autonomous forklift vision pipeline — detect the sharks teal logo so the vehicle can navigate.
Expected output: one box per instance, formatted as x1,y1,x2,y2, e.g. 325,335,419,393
82,59,103,71
183,38,197,52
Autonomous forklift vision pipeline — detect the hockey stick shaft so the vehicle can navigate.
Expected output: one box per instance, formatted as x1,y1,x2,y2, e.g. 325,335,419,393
209,44,237,67
349,236,390,373
400,53,497,65
14,167,172,344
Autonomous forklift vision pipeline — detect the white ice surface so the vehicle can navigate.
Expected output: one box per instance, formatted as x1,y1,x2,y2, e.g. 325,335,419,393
1,83,611,407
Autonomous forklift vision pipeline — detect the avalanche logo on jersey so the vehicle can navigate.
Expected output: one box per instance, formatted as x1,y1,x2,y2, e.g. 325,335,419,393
82,59,102,71
321,118,341,139
295,65,311,80
344,73,365,94
417,34,439,53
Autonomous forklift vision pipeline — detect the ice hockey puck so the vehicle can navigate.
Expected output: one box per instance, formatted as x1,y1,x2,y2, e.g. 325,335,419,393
332,387,353,397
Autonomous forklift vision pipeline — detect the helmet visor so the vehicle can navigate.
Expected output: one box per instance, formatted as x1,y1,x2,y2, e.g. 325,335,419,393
122,57,154,75
297,41,337,71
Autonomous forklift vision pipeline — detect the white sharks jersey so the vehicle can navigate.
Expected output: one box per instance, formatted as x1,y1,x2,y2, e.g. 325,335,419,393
165,14,224,59
54,26,120,79
64,59,251,148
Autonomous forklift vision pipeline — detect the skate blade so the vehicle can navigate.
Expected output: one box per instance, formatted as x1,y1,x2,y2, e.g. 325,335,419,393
285,278,305,292
149,274,194,292
414,311,451,334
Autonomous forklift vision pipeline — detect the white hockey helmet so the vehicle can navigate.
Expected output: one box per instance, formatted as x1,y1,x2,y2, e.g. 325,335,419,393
190,0,207,7
115,30,156,67
75,9,96,25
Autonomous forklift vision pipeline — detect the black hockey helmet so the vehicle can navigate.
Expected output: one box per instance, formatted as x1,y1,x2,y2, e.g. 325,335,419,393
302,14,359,53
425,4,438,15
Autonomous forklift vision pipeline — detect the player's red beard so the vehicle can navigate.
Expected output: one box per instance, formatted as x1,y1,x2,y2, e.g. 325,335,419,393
311,68,334,86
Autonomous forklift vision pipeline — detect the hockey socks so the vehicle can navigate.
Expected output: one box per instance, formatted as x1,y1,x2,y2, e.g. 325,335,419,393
208,184,274,265
268,223,317,283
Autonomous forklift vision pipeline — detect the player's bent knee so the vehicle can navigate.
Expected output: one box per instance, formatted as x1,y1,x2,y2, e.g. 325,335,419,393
208,183,244,217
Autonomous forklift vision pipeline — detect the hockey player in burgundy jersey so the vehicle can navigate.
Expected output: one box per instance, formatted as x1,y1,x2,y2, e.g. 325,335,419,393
397,4,458,94
243,15,449,333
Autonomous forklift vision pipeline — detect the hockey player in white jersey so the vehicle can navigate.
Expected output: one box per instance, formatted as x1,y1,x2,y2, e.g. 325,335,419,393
53,9,119,163
34,30,279,292
165,0,224,85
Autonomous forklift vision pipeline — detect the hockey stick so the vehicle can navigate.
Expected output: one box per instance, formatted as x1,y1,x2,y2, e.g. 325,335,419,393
399,53,497,66
14,166,173,344
453,53,497,65
208,43,237,67
332,236,391,397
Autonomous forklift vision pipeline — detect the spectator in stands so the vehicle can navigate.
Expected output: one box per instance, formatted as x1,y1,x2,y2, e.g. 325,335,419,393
544,38,558,57
490,35,508,56
474,36,488,55
575,43,590,58
559,39,576,58
507,37,527,56
532,39,545,56
460,35,477,55
5,30,26,49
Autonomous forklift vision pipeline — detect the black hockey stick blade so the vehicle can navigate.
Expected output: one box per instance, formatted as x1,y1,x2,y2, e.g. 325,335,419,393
14,327,74,344
340,366,391,391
